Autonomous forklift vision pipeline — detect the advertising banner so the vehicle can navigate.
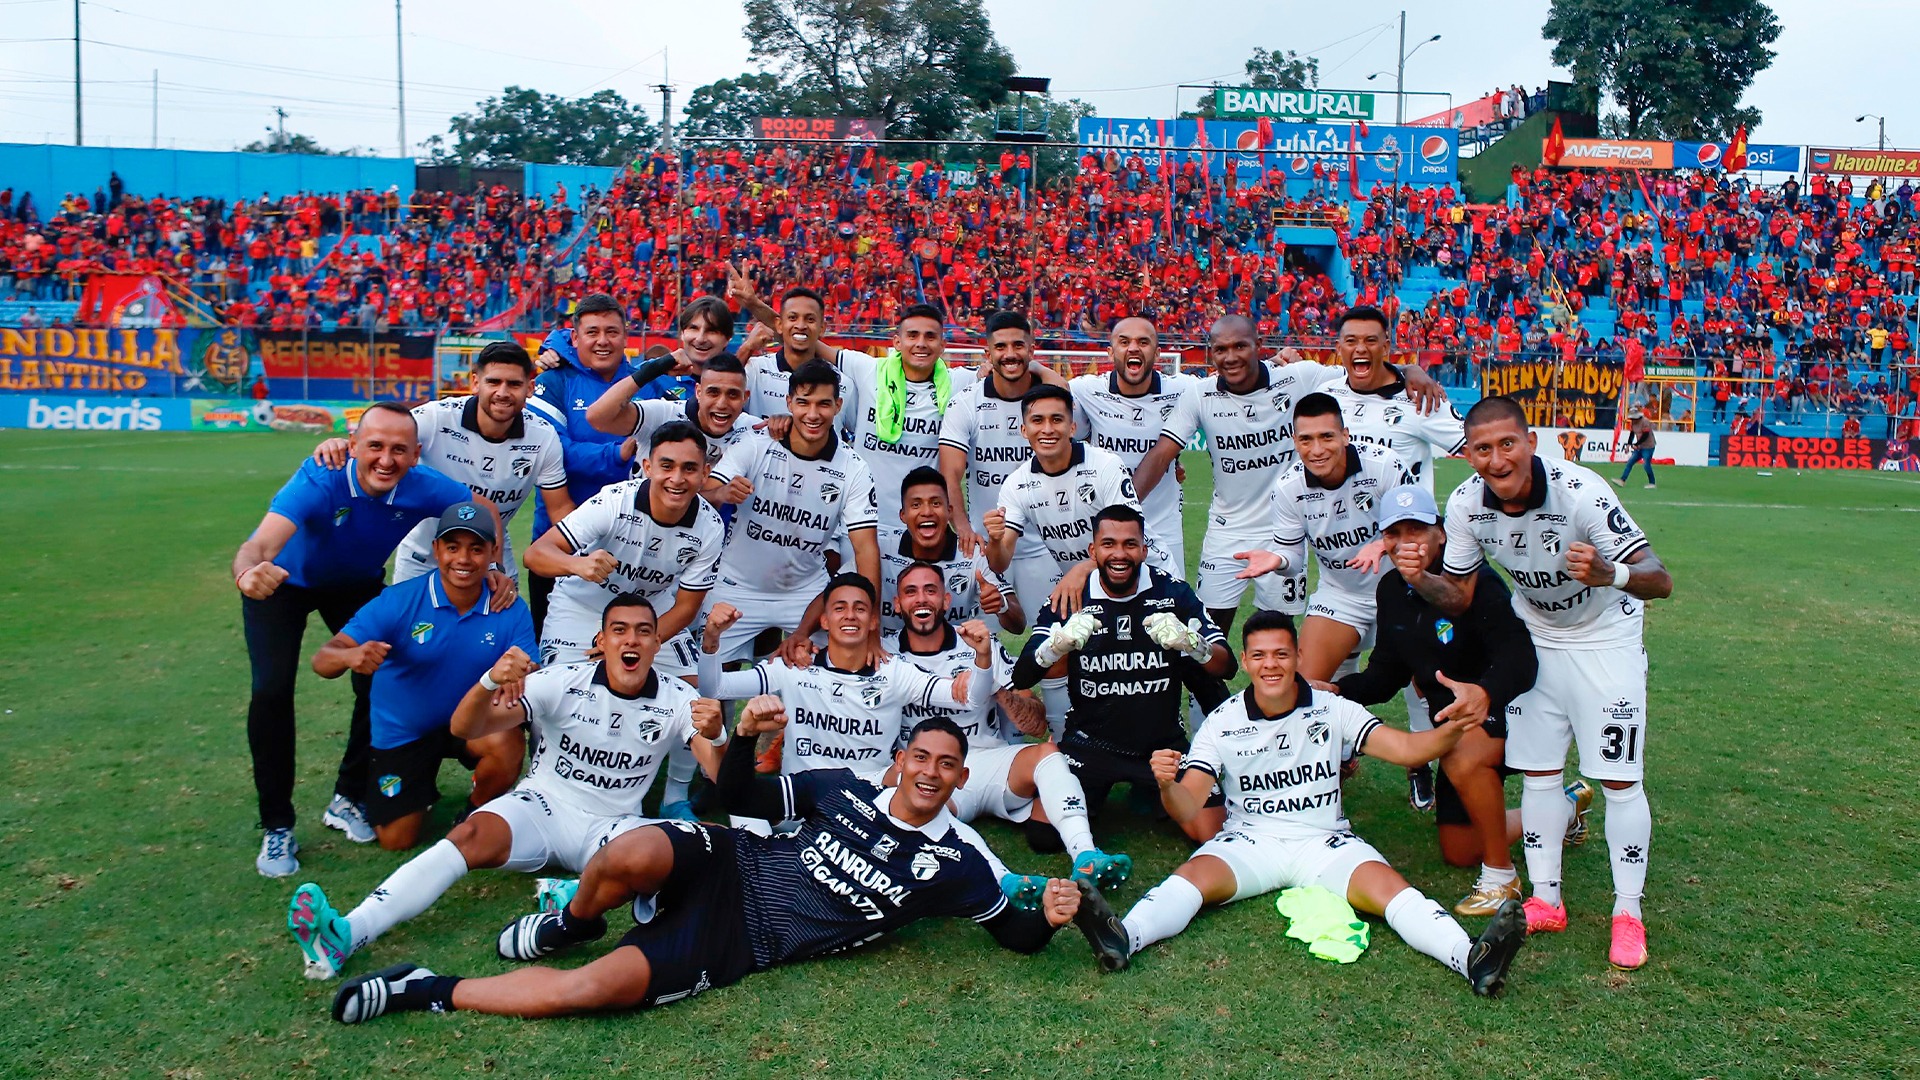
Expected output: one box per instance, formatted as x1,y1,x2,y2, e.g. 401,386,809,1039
753,117,886,142
0,326,191,394
1480,358,1627,428
1672,140,1801,173
1807,147,1920,177
1078,117,1458,184
1543,426,1711,468
1213,88,1375,122
255,329,436,400
1721,433,1920,470
0,394,377,433
1551,138,1674,169
0,326,433,400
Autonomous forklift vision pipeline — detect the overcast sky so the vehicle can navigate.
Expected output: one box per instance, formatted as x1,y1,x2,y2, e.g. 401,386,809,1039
0,0,1909,155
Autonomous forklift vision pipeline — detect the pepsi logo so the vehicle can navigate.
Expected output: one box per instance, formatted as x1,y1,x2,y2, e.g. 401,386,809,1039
1695,143,1722,168
1236,129,1263,151
1419,135,1451,165
1288,155,1309,174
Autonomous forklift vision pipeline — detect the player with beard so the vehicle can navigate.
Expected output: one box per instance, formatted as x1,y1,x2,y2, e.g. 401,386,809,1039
1070,317,1200,578
328,716,1102,1024
886,561,1131,895
1012,507,1234,838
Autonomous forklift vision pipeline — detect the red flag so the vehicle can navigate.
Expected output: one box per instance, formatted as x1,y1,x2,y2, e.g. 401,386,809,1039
1196,116,1210,180
1356,119,1370,138
1543,116,1566,167
1726,125,1750,172
1347,123,1362,198
1255,115,1273,148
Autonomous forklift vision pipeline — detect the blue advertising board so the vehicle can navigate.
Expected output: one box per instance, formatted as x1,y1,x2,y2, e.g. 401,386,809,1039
1671,141,1802,173
1077,117,1459,185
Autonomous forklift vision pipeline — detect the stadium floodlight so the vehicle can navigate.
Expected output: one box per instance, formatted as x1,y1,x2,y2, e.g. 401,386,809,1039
1857,114,1886,151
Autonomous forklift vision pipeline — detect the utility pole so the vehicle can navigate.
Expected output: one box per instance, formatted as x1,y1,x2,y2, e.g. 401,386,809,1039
1395,9,1406,126
151,70,158,148
273,106,288,151
72,0,81,145
395,0,408,157
655,49,673,152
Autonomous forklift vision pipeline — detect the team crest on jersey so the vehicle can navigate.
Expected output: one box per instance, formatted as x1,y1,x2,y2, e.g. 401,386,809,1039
1354,490,1374,513
946,572,970,597
634,717,663,741
1539,529,1563,555
678,543,700,565
334,507,350,527
1306,720,1330,745
378,774,403,798
1434,619,1455,644
820,481,842,503
858,680,885,709
871,834,899,861
410,621,435,644
510,457,533,479
1077,482,1098,507
910,851,940,881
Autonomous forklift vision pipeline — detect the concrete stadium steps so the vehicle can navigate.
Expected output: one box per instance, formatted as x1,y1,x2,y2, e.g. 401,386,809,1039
0,300,80,322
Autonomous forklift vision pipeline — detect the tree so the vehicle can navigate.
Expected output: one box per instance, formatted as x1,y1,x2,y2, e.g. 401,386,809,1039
1543,0,1780,140
680,72,827,141
1187,47,1320,119
241,132,342,155
441,87,659,166
739,0,1015,141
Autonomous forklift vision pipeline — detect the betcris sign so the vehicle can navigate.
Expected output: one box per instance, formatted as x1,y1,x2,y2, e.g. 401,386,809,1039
0,395,189,431
1077,117,1458,185
1672,141,1802,173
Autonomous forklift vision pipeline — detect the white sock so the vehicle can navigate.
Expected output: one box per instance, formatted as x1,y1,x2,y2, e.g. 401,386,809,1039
344,839,469,952
1520,772,1571,907
1479,862,1518,887
1384,886,1472,977
1405,684,1432,732
1120,874,1205,954
1041,677,1069,744
662,741,697,805
1031,751,1095,856
1603,782,1651,919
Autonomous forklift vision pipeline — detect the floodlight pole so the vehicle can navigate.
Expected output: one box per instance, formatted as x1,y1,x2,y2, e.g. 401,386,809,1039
396,0,407,157
72,0,81,145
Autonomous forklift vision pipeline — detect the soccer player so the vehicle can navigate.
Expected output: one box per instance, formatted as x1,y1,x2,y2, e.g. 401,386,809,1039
1402,395,1674,969
1133,315,1444,633
938,310,1055,566
1321,306,1466,494
583,354,759,476
328,714,1093,1024
1011,506,1235,832
287,594,726,979
310,503,537,851
233,402,485,877
526,294,639,637
886,560,1130,892
1078,610,1528,999
1232,393,1415,681
836,304,978,533
1330,484,1554,915
738,285,867,428
701,360,881,663
1070,316,1200,578
695,574,993,780
312,342,571,587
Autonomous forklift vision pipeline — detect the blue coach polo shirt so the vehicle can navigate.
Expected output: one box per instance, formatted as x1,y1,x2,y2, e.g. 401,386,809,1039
266,458,472,589
340,571,538,748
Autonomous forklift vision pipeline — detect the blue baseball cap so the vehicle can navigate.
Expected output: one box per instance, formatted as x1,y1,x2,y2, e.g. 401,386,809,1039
434,500,496,544
1375,484,1439,530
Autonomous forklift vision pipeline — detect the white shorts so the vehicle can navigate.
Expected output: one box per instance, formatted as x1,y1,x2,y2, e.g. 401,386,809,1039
1195,825,1386,902
701,575,820,663
946,743,1034,824
1305,583,1378,643
1148,508,1187,581
1504,644,1648,782
542,624,702,679
1004,553,1064,624
475,786,653,874
1196,527,1304,614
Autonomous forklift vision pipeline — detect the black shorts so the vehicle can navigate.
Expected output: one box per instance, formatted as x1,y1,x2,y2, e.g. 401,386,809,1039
616,821,757,1008
1435,760,1514,828
1060,736,1224,812
365,731,476,826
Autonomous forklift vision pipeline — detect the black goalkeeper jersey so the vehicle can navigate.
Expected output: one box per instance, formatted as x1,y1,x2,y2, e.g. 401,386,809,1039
1013,565,1232,756
713,739,1053,967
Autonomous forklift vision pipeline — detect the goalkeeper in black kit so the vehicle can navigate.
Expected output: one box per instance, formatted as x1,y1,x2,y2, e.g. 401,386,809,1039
1013,506,1237,841
331,708,1107,1023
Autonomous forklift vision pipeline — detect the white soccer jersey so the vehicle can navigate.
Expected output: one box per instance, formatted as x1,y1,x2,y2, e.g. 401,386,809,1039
517,661,703,817
1324,378,1466,493
938,378,1036,533
1161,360,1344,528
395,397,567,579
709,431,879,592
839,351,979,527
702,654,991,775
1270,444,1416,597
627,398,759,475
996,443,1152,575
544,479,726,651
1442,456,1652,650
887,628,1018,752
1183,684,1384,839
878,531,1003,635
1070,369,1197,540
745,347,866,436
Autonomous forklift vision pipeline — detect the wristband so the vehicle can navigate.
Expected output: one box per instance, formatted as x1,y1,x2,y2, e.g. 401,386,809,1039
707,725,730,748
629,368,648,389
479,671,501,691
1611,560,1630,589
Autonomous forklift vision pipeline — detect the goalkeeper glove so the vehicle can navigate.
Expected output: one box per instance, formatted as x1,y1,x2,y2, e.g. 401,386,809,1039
1143,612,1213,662
1035,610,1103,667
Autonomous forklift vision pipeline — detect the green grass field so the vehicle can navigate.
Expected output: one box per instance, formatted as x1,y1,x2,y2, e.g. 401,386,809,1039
2,429,1916,1078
